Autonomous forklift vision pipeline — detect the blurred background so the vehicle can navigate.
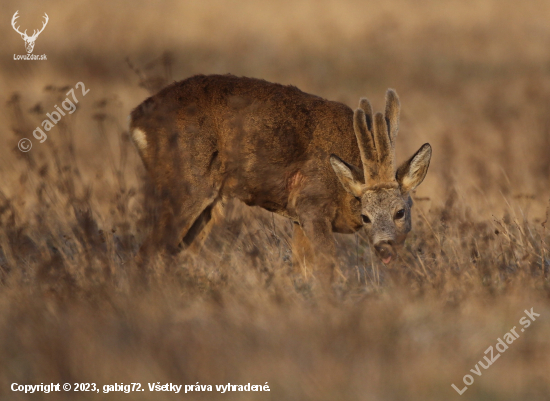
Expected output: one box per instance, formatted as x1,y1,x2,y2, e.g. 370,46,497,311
0,1,549,400
0,0,550,206
2,0,550,208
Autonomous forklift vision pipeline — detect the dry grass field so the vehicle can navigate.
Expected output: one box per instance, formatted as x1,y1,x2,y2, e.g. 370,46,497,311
1,0,550,400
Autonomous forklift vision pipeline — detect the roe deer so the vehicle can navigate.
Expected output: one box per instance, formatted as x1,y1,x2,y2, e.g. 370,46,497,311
129,74,431,283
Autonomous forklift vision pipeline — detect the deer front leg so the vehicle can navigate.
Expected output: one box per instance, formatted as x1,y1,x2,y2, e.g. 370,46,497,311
292,222,314,275
296,217,337,288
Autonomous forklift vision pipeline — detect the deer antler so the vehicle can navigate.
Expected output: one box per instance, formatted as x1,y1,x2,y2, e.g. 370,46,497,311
353,89,401,186
353,102,377,185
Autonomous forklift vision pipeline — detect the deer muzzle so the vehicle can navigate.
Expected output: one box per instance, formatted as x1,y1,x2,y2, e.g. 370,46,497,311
374,240,395,264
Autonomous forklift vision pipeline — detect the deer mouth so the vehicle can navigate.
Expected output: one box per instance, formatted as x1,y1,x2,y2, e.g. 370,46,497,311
374,243,395,265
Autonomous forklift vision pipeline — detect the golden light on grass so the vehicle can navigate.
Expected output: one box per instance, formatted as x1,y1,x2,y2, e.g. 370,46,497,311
0,0,549,399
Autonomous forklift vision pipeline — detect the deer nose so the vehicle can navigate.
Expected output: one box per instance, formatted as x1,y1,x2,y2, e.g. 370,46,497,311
374,240,395,264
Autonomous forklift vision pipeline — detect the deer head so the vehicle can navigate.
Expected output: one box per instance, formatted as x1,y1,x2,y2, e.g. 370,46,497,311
330,90,431,264
12,11,49,54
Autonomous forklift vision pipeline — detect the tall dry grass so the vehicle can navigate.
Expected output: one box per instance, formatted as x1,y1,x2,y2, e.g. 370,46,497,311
0,0,549,400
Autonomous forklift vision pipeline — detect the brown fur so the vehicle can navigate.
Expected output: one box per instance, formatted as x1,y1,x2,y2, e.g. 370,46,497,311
129,74,431,284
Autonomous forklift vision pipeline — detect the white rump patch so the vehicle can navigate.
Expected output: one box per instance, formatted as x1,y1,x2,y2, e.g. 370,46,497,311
131,127,148,150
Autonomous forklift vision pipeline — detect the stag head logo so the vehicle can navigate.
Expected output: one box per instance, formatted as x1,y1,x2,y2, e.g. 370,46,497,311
11,11,49,54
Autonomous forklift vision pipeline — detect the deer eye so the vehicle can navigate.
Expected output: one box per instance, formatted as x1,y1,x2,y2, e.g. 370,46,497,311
395,209,405,219
361,214,371,224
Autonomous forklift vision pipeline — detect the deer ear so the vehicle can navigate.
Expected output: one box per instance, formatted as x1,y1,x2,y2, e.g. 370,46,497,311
330,154,364,198
396,143,432,194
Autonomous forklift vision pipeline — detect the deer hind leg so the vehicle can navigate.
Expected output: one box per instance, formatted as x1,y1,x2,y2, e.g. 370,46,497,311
181,200,224,254
136,182,219,266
